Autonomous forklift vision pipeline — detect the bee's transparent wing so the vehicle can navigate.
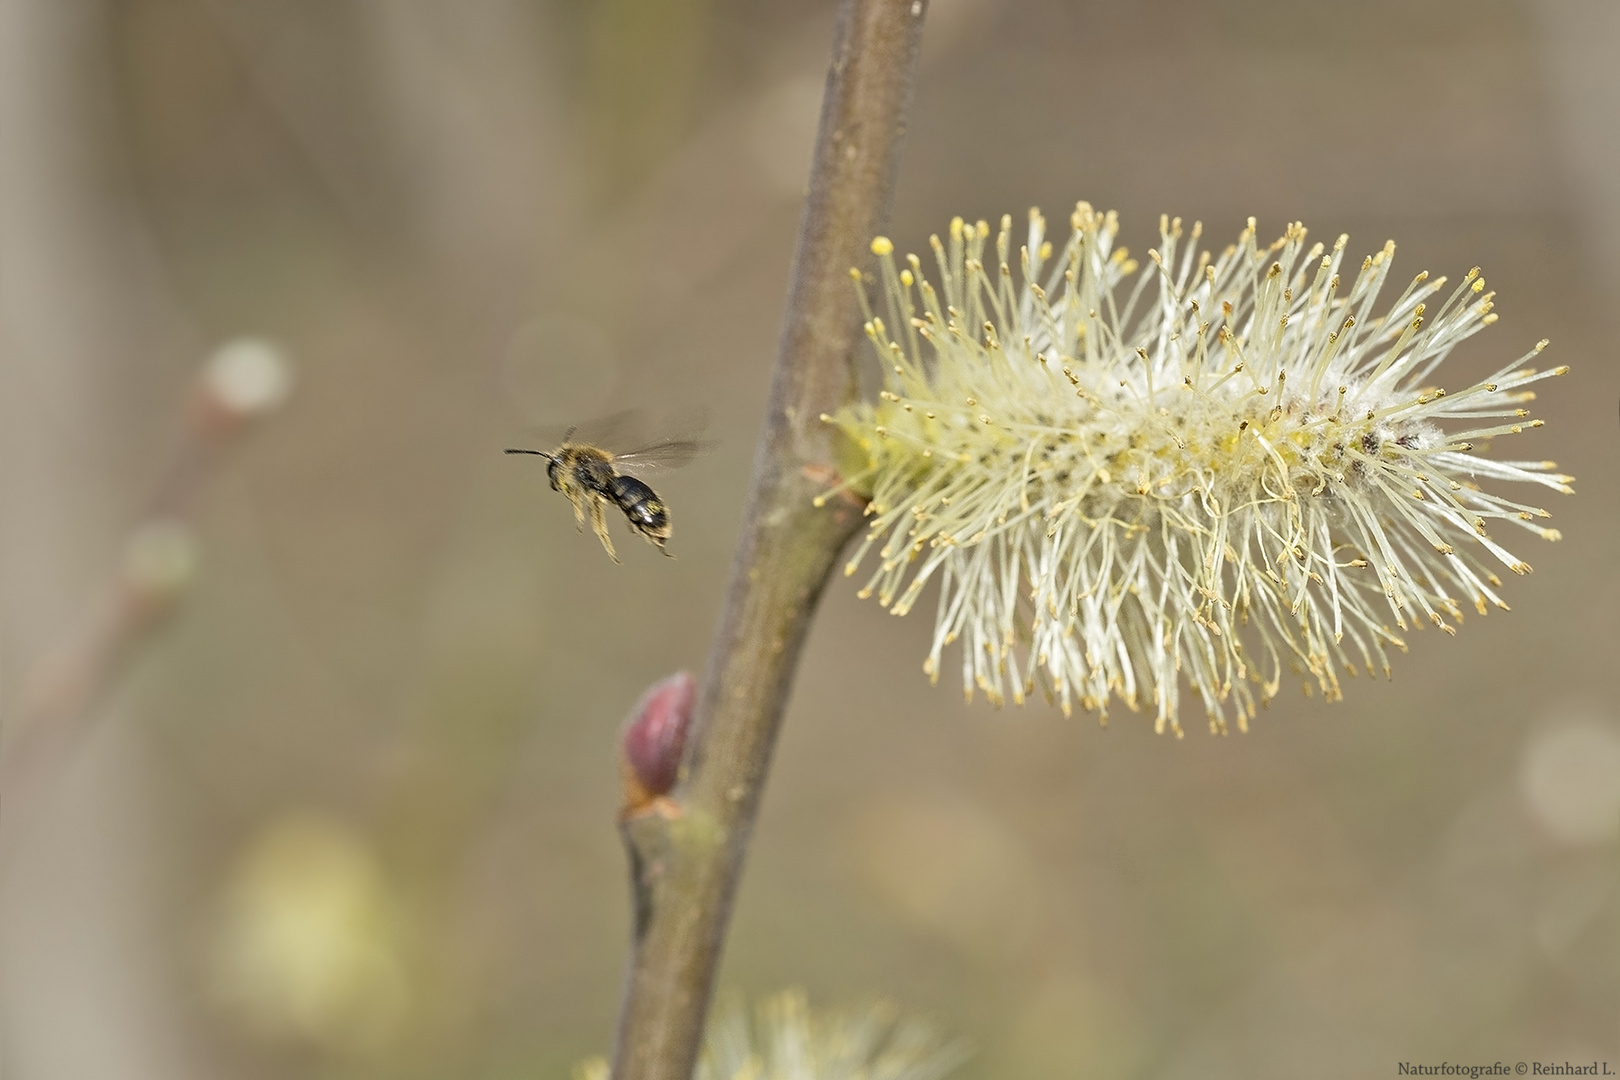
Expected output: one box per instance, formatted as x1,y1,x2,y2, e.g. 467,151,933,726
612,439,715,471
612,407,714,472
542,408,649,450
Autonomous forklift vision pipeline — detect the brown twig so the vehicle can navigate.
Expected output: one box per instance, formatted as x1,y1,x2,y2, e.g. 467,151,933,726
0,342,292,852
609,2,928,1077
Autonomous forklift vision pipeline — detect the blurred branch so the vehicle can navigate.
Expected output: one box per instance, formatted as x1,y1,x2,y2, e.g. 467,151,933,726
610,2,927,1078
0,343,292,853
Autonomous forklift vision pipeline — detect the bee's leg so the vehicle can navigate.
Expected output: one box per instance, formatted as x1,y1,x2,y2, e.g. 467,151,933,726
590,497,620,563
641,524,673,557
564,487,588,531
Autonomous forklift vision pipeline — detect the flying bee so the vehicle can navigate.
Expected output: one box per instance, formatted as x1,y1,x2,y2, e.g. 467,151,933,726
505,411,710,562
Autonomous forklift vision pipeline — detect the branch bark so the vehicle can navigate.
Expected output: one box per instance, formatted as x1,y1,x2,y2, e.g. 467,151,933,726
609,2,928,1077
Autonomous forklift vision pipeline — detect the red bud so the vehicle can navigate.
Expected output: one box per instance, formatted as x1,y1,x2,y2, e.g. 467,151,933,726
621,672,695,807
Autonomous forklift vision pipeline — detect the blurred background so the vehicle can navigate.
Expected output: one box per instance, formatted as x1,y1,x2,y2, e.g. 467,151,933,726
0,0,1616,1077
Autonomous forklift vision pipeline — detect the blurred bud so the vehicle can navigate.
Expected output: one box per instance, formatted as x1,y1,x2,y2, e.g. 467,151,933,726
621,671,695,811
121,519,197,610
207,810,409,1056
193,337,294,435
1520,712,1620,846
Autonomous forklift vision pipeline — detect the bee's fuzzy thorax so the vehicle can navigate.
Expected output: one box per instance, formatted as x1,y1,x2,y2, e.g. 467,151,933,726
824,205,1572,736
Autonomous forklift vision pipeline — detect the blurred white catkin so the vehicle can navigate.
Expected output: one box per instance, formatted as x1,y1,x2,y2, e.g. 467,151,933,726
578,990,966,1080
